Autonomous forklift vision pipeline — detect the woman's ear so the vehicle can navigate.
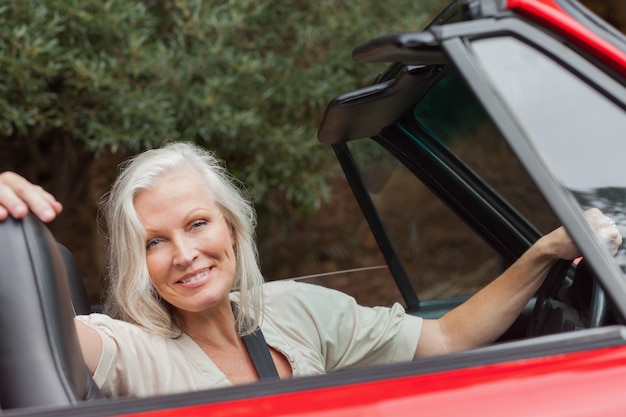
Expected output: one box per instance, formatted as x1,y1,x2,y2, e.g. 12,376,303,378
228,221,237,248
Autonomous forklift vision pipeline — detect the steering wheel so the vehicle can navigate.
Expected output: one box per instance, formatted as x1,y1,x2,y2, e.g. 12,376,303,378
526,258,607,336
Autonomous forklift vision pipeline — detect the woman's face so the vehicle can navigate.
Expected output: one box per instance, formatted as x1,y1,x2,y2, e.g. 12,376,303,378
134,170,237,315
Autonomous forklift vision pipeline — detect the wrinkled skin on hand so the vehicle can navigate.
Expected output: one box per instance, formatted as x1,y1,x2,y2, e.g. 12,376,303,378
540,208,622,262
584,208,622,256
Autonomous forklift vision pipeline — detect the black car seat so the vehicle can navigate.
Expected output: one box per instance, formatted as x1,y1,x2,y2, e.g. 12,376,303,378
58,243,93,316
0,214,101,410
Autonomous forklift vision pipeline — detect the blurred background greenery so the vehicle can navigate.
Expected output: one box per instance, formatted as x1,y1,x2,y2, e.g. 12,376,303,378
0,0,622,303
0,0,444,301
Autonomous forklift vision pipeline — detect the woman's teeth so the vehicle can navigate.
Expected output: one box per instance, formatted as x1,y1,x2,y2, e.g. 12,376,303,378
179,269,209,284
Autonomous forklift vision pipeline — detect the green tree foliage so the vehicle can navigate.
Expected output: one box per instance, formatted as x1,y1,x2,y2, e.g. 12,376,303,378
0,0,440,211
0,0,443,296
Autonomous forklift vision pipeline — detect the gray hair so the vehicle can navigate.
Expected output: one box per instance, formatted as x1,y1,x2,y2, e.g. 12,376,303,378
100,142,263,337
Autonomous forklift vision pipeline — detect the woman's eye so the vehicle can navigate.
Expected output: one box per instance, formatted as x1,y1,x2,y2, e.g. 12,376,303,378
146,239,161,250
191,220,208,230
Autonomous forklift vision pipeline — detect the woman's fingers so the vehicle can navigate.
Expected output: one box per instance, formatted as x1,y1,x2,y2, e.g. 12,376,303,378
584,208,622,256
0,172,62,222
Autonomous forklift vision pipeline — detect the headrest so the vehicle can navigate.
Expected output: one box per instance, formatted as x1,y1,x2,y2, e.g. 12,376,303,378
0,215,101,409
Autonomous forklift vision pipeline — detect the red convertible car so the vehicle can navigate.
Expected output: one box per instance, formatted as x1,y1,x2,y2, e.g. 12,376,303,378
2,0,626,415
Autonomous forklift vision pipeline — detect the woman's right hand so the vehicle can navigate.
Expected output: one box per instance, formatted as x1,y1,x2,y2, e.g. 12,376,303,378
0,172,63,222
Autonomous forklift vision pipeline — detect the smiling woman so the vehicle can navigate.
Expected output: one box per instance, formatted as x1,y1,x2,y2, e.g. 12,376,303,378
0,0,625,415
0,141,620,400
98,143,265,339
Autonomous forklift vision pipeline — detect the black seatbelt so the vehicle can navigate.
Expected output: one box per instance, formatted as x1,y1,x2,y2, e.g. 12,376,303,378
242,327,280,380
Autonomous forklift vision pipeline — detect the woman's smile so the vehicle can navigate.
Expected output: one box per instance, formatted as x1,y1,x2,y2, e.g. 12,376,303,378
176,267,212,287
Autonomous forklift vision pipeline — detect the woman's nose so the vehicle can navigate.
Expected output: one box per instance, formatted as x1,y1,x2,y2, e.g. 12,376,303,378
172,237,198,266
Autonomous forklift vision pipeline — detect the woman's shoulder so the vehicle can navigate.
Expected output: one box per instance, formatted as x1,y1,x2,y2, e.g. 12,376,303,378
75,313,163,341
262,280,349,300
261,280,359,320
76,312,136,327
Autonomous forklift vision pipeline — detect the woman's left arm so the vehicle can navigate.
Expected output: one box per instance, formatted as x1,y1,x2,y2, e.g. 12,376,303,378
415,208,622,358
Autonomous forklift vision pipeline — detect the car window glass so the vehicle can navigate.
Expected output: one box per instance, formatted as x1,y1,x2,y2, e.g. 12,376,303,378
347,68,559,300
471,36,626,270
348,138,500,300
410,70,560,235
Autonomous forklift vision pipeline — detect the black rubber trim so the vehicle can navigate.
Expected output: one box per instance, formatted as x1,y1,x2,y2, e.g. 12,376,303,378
554,0,626,54
331,142,420,310
372,120,540,263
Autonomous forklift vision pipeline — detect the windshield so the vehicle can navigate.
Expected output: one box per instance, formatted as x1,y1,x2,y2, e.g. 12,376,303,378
471,35,626,271
347,68,559,300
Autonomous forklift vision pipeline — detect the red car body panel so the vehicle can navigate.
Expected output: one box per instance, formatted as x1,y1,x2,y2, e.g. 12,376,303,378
507,0,626,76
120,345,626,417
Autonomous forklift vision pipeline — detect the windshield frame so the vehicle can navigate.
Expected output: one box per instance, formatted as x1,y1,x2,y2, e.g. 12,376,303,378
439,15,626,319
